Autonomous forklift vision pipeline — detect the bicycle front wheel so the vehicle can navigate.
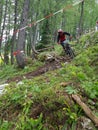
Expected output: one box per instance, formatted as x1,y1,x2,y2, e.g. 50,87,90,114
67,48,75,59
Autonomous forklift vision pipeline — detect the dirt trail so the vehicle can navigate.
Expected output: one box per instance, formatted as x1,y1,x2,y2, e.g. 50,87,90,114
7,56,71,83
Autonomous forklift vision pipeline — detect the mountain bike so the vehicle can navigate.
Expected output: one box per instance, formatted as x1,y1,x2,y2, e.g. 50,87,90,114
63,39,75,59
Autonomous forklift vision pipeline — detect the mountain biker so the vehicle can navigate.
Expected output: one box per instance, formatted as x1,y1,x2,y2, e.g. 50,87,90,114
57,29,72,51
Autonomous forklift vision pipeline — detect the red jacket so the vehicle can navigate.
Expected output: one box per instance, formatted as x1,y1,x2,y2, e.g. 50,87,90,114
57,32,70,43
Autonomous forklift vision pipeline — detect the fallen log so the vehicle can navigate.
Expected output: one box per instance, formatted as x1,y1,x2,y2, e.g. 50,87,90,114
72,94,98,126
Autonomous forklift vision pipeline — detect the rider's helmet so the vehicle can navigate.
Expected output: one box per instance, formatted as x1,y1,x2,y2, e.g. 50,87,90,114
58,29,63,33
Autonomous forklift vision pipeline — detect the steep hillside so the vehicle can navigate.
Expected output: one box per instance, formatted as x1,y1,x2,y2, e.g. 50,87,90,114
0,32,98,130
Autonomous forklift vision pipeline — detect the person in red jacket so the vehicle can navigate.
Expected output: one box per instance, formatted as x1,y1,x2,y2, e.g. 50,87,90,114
57,29,72,50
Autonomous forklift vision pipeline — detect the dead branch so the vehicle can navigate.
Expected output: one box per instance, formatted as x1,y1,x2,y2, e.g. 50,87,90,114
72,94,98,126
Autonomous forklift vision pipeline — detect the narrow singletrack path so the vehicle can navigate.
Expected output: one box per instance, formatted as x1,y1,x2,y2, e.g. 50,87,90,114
7,56,71,83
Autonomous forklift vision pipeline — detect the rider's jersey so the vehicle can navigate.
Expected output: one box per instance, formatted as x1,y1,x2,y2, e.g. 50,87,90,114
57,32,70,43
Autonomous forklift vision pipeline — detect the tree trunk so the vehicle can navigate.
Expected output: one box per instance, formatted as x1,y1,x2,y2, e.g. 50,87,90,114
4,33,9,64
16,0,30,68
4,0,12,64
11,0,18,64
0,2,3,53
32,24,39,54
78,0,84,36
0,0,8,57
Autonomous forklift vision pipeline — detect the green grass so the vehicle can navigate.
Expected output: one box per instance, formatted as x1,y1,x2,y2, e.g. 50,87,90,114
0,33,98,130
0,60,44,83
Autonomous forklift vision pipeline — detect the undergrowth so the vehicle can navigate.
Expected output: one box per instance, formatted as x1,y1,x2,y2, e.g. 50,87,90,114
0,32,98,130
0,60,44,83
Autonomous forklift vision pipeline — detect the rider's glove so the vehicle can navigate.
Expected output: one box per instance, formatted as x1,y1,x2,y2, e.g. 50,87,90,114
69,36,72,41
70,36,72,39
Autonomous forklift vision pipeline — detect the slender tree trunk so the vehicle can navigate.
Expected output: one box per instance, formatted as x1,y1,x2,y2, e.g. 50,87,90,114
11,0,18,64
30,3,40,55
32,24,39,54
0,0,8,57
0,2,3,53
16,0,30,68
78,0,84,36
29,25,39,58
4,0,12,64
4,31,9,64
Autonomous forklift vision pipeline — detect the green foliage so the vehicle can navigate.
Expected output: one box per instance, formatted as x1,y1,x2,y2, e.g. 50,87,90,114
79,34,91,45
0,61,43,83
41,19,52,45
0,120,12,130
0,57,3,65
54,44,63,56
15,113,43,130
0,65,17,82
0,31,98,129
82,80,98,99
65,86,77,94
35,42,46,50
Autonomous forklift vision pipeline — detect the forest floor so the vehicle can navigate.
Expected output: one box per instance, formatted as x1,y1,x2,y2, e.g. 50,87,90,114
1,32,98,130
7,56,71,83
